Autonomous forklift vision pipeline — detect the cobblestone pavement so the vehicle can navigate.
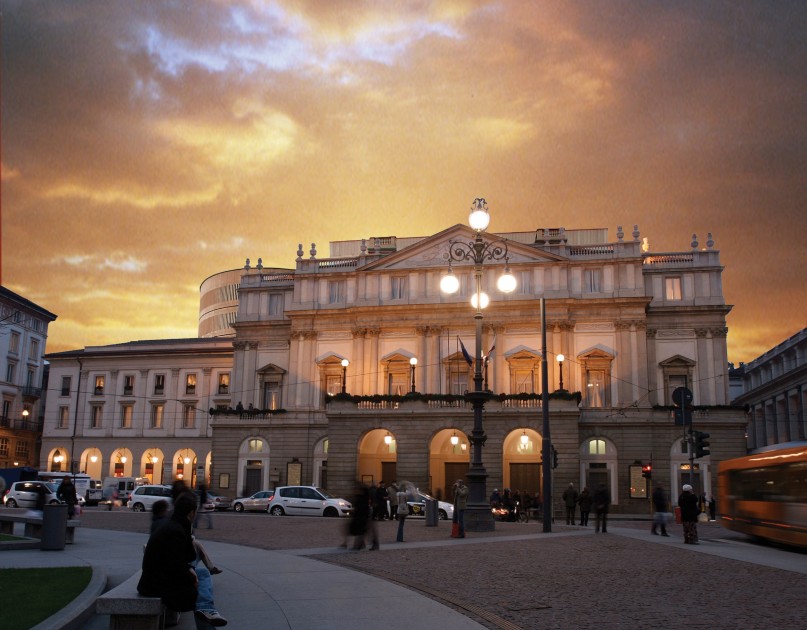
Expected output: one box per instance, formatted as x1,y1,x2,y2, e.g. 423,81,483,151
79,509,807,629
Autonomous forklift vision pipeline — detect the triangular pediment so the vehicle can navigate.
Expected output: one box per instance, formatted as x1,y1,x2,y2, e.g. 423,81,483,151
257,362,286,375
659,354,696,367
380,348,416,363
578,345,615,360
315,351,348,365
504,345,542,359
358,224,567,272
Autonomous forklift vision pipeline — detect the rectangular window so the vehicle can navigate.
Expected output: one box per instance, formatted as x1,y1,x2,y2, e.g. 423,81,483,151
29,338,40,360
665,277,682,300
449,369,469,395
391,276,407,300
584,269,602,293
91,406,103,428
121,405,133,429
58,406,69,428
2,399,10,420
518,271,532,295
154,374,165,395
585,369,609,407
6,363,15,384
388,373,407,396
151,404,164,429
94,375,105,395
61,376,72,396
15,441,29,458
26,369,34,388
182,404,195,429
325,375,342,396
268,293,283,315
514,369,536,394
123,375,135,396
186,373,197,395
328,280,346,304
9,332,19,354
32,319,41,332
264,381,280,410
218,373,230,395
0,438,8,457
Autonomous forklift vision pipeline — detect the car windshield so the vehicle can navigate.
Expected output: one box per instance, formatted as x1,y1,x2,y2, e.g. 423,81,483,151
45,483,58,493
314,487,333,498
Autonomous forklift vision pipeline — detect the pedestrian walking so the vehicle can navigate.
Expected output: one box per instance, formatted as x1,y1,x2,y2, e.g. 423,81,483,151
593,483,610,533
562,483,579,525
678,484,700,544
387,481,399,520
708,496,717,521
577,486,592,526
451,478,468,538
651,484,670,536
396,490,408,542
349,482,378,550
373,482,388,521
194,483,213,529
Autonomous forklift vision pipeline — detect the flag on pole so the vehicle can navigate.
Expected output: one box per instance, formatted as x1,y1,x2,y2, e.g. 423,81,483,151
484,336,496,365
458,336,473,366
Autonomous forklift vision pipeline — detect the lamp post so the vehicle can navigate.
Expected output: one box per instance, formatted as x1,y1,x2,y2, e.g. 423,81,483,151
557,353,565,391
341,359,349,394
440,198,516,532
540,298,552,532
409,357,418,394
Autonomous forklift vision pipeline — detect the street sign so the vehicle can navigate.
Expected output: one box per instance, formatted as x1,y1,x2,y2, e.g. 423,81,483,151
672,386,693,408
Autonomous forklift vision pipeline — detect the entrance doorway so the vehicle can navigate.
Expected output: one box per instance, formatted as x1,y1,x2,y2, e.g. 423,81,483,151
444,462,469,501
509,463,540,496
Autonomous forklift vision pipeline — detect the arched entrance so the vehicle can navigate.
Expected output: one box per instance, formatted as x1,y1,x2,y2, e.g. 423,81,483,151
503,428,542,497
80,447,103,478
141,448,165,484
173,449,198,487
109,447,133,478
429,428,469,501
237,437,270,496
357,429,397,487
313,437,329,488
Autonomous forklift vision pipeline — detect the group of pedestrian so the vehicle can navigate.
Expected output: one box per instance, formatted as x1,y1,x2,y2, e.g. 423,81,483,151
562,483,605,529
137,479,228,626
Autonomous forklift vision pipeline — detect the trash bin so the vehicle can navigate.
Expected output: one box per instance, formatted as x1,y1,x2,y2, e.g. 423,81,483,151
42,503,68,550
425,498,438,527
674,506,682,525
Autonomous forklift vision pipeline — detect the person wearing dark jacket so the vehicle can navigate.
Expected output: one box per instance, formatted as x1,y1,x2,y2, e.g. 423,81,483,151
577,487,593,526
57,477,79,518
593,483,610,533
651,485,670,536
678,484,700,544
138,493,199,613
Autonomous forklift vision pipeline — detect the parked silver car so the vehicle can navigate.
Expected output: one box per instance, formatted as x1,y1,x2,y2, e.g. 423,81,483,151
233,490,274,513
3,481,61,508
204,494,232,511
127,485,173,512
267,486,352,517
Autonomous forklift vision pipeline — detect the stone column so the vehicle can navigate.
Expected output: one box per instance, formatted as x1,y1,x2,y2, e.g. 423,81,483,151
696,329,710,405
427,326,441,394
367,328,380,395
351,327,366,396
646,328,658,406
711,327,729,405
302,331,318,408
615,322,632,406
416,326,428,393
634,322,649,404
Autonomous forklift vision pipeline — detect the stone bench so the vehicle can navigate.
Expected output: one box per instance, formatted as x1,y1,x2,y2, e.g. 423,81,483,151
96,571,167,630
0,512,81,543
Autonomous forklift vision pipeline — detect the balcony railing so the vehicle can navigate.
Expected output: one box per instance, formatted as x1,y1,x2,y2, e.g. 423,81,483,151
22,386,42,400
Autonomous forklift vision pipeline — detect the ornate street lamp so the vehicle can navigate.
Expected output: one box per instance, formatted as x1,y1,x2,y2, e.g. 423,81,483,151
341,359,349,394
557,353,565,391
409,357,418,394
440,198,516,532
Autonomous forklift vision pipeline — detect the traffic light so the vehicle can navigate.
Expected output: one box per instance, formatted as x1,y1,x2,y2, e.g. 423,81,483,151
641,463,652,479
551,445,559,469
694,431,711,458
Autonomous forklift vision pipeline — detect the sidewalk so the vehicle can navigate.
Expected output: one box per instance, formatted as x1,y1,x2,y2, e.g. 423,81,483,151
2,527,486,629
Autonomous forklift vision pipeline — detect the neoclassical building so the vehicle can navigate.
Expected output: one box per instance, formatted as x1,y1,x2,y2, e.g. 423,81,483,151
211,219,746,511
41,217,747,513
732,327,806,450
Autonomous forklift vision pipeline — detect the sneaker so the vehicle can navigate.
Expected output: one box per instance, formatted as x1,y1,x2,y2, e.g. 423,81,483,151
195,609,228,626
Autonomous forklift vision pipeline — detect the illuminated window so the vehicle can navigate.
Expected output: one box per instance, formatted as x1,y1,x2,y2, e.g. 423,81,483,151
248,439,264,453
263,381,280,410
0,437,9,457
154,374,165,395
94,375,105,395
186,373,197,395
588,439,606,455
15,441,29,458
218,373,230,395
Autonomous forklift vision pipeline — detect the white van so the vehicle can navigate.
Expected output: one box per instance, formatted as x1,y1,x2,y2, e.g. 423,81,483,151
103,476,148,506
38,472,101,506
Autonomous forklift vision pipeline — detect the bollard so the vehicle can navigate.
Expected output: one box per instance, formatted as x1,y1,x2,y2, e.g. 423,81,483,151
425,498,438,527
42,503,68,550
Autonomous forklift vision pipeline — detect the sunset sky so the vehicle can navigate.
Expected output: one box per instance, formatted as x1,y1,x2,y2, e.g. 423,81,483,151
2,1,805,365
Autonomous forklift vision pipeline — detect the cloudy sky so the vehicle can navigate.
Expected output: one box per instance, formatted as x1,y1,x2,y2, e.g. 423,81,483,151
2,0,805,364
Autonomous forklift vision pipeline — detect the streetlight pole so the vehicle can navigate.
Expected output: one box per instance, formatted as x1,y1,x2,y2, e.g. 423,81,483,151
409,357,418,394
557,354,565,391
540,298,552,532
441,198,516,532
341,359,349,394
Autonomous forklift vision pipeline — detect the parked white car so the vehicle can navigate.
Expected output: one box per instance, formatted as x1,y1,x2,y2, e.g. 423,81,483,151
127,485,173,512
233,490,274,513
267,486,352,517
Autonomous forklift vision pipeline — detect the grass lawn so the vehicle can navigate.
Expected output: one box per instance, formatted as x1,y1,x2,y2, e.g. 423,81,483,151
0,533,27,541
0,566,92,630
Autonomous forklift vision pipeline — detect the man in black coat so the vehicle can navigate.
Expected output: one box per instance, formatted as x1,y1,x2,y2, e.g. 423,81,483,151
138,493,199,613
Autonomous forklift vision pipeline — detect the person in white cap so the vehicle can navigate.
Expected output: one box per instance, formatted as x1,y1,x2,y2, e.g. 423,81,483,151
678,484,700,544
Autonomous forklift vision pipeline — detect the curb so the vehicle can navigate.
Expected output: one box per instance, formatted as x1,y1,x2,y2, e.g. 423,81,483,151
31,566,107,630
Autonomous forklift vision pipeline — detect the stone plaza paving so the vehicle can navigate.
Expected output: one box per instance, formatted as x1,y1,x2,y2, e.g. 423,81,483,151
73,508,807,629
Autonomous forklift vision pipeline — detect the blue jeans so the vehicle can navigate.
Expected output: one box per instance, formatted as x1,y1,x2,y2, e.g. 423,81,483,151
396,515,406,542
453,508,465,537
195,565,215,612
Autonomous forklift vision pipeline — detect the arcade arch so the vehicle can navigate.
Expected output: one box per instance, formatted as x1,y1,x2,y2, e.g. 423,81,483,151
429,428,470,501
357,429,397,487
